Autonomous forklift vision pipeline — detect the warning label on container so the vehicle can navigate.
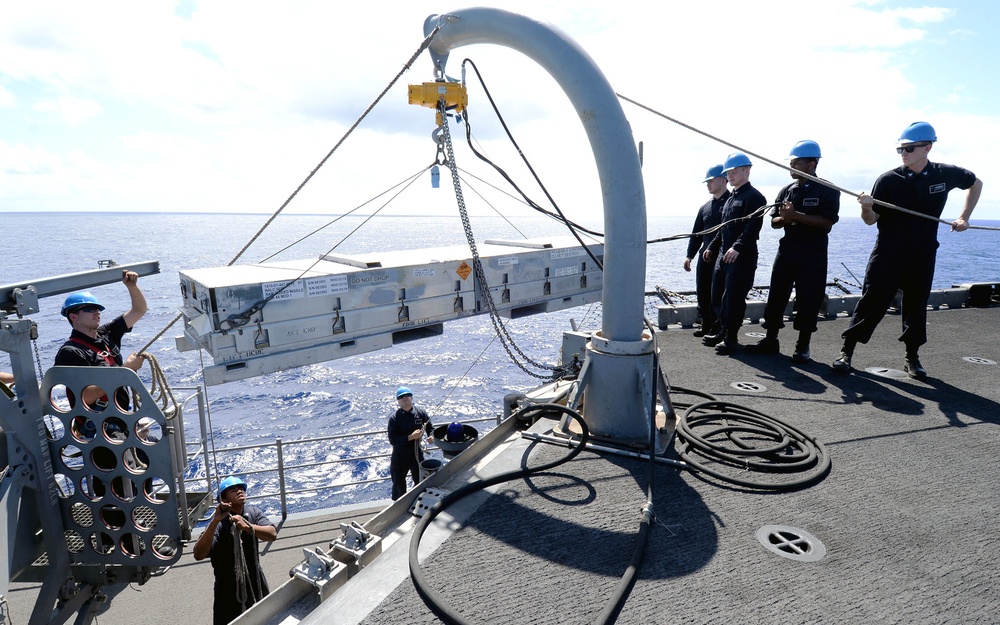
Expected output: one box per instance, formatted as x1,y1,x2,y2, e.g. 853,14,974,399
456,261,472,281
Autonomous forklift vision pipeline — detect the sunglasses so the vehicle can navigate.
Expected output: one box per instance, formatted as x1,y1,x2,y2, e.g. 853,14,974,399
897,143,929,154
74,306,102,314
397,394,413,399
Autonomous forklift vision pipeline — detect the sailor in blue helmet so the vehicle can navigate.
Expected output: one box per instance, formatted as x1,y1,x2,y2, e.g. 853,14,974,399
833,122,983,378
387,386,434,500
745,141,841,362
54,270,148,410
193,476,277,625
684,164,731,337
702,152,768,354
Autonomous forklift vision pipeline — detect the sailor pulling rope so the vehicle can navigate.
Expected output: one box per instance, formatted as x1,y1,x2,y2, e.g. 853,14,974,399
617,93,997,232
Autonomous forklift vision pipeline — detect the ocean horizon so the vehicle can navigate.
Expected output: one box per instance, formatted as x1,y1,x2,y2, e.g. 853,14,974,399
4,211,999,513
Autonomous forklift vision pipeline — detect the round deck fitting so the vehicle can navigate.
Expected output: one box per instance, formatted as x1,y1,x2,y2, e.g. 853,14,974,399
756,525,826,562
730,381,767,393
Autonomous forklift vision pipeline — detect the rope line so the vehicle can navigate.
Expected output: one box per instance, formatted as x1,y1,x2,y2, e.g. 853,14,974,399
216,169,422,336
457,172,530,239
136,28,443,355
143,352,178,419
228,24,444,266
233,522,251,609
617,93,999,232
432,333,499,413
647,202,778,244
258,167,431,262
462,59,606,258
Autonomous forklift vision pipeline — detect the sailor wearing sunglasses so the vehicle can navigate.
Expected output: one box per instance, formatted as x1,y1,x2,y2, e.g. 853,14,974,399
833,122,983,379
54,270,149,410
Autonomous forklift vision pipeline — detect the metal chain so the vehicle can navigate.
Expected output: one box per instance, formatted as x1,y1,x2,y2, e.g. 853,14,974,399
438,106,560,380
32,336,45,381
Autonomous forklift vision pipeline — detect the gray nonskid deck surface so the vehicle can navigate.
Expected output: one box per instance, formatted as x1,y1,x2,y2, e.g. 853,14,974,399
358,307,1000,625
4,503,384,625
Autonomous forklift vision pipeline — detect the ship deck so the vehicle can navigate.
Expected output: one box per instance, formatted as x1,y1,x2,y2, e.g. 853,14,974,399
7,305,1000,624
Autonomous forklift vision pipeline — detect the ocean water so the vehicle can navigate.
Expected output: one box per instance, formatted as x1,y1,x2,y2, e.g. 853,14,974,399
3,211,999,513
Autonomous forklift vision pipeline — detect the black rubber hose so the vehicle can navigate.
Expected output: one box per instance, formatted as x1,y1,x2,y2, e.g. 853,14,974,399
408,403,590,625
592,337,662,625
675,400,832,490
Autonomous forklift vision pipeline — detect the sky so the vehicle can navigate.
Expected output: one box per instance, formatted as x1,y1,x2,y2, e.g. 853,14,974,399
1,0,998,230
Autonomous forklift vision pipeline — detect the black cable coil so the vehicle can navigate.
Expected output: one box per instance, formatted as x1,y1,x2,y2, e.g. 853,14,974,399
676,399,832,491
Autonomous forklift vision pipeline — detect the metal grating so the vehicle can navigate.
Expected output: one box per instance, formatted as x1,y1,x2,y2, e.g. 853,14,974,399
41,365,183,567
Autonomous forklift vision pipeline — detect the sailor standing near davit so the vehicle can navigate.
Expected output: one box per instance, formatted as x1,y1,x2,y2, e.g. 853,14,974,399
832,121,983,379
684,164,730,338
745,140,841,362
702,152,767,355
388,386,434,500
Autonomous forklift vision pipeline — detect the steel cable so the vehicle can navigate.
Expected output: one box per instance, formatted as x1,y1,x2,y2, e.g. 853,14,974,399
618,93,998,232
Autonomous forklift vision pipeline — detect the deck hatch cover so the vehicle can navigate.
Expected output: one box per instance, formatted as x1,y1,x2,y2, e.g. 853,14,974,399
963,356,996,365
730,381,767,393
756,525,826,562
865,366,909,379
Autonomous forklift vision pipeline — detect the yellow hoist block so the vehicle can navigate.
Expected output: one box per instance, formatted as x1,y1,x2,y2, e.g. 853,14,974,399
408,81,468,125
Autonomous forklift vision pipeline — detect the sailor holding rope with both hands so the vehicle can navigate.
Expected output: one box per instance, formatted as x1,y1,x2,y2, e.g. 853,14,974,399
833,121,983,379
194,476,277,625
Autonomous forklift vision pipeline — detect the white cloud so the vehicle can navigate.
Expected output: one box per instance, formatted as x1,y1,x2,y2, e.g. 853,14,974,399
33,96,103,126
0,85,14,108
0,141,62,175
0,0,996,221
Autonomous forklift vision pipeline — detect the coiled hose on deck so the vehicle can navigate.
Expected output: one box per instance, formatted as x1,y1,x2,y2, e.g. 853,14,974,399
675,398,832,490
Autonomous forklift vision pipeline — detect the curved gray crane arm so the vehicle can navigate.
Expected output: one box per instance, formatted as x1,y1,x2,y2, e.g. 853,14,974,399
424,8,647,343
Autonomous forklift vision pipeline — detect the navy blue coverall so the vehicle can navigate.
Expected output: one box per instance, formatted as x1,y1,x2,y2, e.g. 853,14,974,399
387,405,433,500
708,183,767,341
762,180,841,333
843,162,977,351
687,190,730,333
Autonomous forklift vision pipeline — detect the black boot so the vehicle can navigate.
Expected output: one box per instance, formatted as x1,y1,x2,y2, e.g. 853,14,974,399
715,339,740,355
745,332,780,355
904,349,927,380
832,340,855,373
702,332,725,347
715,329,740,355
792,332,811,363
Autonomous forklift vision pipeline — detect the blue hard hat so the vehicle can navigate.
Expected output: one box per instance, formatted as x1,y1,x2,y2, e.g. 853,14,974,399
789,140,822,159
722,152,752,173
396,386,412,398
218,475,248,501
61,292,104,317
702,164,725,182
898,121,937,145
446,422,465,442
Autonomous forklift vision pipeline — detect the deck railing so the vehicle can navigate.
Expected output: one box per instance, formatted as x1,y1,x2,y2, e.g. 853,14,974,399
174,386,501,521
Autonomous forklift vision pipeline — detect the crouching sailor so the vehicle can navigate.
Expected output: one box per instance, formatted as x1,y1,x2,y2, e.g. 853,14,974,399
194,476,278,625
